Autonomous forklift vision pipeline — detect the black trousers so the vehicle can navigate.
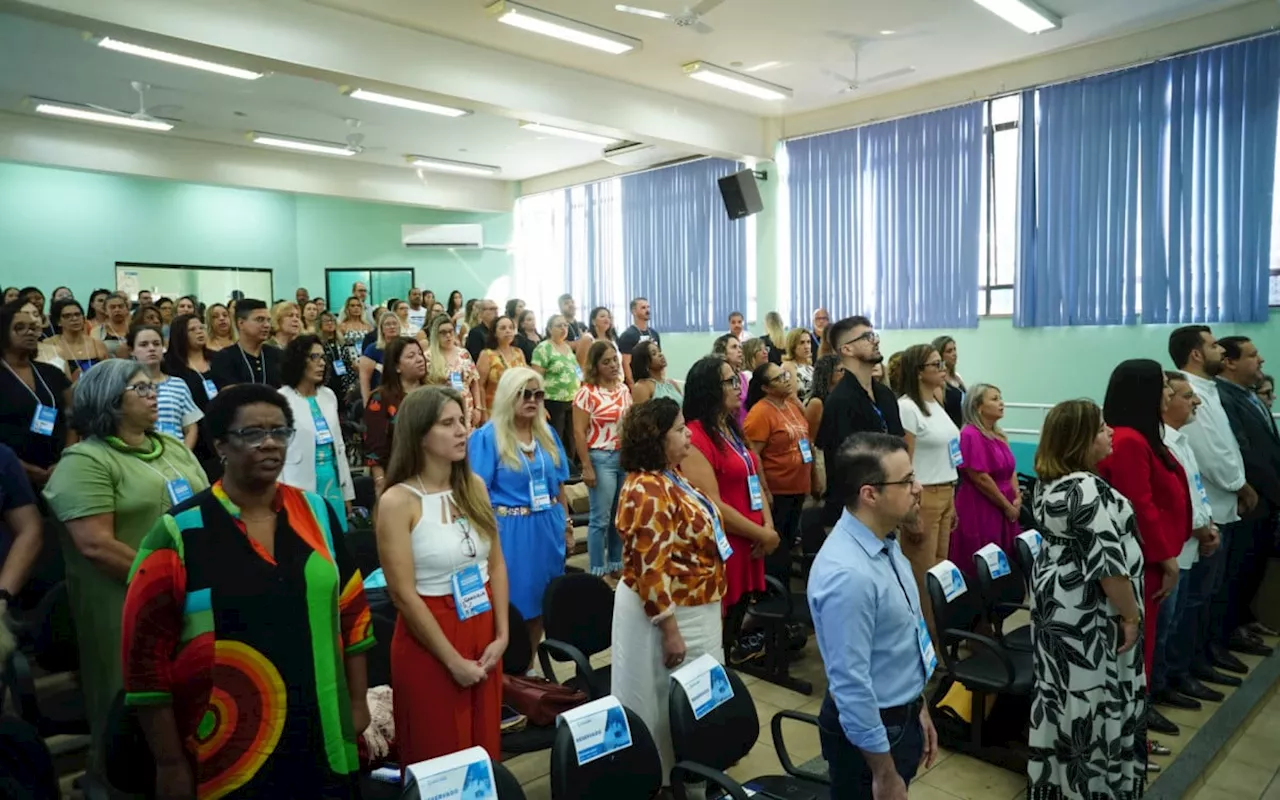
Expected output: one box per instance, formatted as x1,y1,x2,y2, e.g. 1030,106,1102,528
1211,518,1269,646
546,399,575,465
817,694,923,797
766,493,806,583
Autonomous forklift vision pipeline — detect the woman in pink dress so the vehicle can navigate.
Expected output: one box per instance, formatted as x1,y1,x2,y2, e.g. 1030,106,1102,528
950,383,1023,577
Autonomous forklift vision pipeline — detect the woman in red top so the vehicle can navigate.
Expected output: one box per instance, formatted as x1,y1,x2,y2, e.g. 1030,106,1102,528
1097,359,1190,739
680,356,779,665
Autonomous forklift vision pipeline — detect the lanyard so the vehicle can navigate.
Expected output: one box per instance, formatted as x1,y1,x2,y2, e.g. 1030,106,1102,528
239,346,266,385
724,430,757,477
665,470,719,522
2,359,54,405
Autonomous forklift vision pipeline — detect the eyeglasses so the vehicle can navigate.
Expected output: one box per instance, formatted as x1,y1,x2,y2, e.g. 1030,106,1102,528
850,331,880,346
307,352,326,362
125,382,157,398
923,360,945,371
871,473,917,488
766,372,790,384
521,389,547,403
721,375,742,390
227,426,297,448
458,516,476,558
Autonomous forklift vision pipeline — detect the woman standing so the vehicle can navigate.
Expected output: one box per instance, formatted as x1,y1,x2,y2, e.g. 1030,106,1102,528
302,300,320,331
425,313,484,428
514,310,541,364
121,384,371,798
504,299,526,324
48,299,108,378
446,290,464,320
43,360,208,781
281,335,355,530
204,303,236,352
129,325,203,450
469,368,572,665
804,355,844,500
950,384,1021,578
1257,373,1276,410
573,342,632,577
781,328,815,399
0,300,74,491
376,387,509,764
531,315,581,463
175,296,197,319
391,299,421,337
587,307,618,348
96,292,133,358
365,337,427,497
612,398,727,778
268,301,302,351
760,311,786,366
629,341,682,405
742,338,769,379
931,336,965,428
359,313,404,407
85,289,110,333
317,311,356,402
338,296,373,367
132,306,163,330
164,314,218,465
1028,399,1145,800
476,316,527,412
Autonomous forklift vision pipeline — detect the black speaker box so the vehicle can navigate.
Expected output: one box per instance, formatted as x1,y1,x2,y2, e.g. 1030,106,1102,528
717,168,763,220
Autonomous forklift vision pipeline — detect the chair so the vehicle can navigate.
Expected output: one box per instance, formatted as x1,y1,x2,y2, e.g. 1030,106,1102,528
733,575,813,696
538,574,613,700
347,524,381,580
0,715,60,800
399,761,525,799
971,546,1032,653
1016,473,1040,531
366,609,398,689
2,582,89,738
668,666,829,800
549,703,663,800
500,604,559,756
353,475,377,516
1013,530,1042,593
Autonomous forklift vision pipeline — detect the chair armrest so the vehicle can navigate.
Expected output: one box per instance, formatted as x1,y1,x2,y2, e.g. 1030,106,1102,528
670,761,752,800
761,574,794,616
769,710,831,785
537,639,597,696
942,628,1016,686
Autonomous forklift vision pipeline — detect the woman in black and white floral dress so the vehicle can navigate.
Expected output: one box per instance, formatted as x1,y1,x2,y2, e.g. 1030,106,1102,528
1028,399,1146,800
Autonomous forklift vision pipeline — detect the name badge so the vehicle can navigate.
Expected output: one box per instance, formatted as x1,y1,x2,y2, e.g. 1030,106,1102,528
557,696,633,766
917,618,938,680
746,474,763,511
313,408,334,446
927,560,968,602
948,437,963,468
574,365,584,380
798,438,813,464
531,478,552,511
451,564,492,621
30,404,57,436
406,746,496,800
202,378,219,399
671,654,735,720
1193,474,1210,507
450,371,465,391
1017,529,1043,559
712,519,733,561
166,478,194,506
332,359,347,377
976,543,1012,579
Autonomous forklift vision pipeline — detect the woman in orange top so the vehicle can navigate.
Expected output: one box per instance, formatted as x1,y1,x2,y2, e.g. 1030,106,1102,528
611,397,727,781
476,316,527,412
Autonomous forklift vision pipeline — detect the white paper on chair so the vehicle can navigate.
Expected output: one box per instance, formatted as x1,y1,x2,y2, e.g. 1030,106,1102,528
976,543,1012,579
671,653,735,720
557,695,633,765
928,560,967,601
406,746,496,800
1018,529,1043,559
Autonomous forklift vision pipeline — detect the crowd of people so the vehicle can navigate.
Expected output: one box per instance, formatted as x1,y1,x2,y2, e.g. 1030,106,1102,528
0,280,1276,800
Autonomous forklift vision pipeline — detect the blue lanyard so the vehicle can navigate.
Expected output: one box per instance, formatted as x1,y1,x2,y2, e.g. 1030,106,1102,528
665,470,718,520
724,430,757,477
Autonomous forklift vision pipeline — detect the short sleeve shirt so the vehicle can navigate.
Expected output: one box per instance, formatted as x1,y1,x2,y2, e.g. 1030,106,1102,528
532,340,581,403
573,383,633,450
898,398,960,485
617,325,660,356
743,397,812,495
155,376,203,440
0,443,36,567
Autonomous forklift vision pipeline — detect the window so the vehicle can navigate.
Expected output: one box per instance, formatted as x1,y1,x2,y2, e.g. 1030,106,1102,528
979,94,1020,316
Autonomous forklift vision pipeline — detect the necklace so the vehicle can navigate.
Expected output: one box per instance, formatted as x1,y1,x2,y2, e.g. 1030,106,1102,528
58,335,90,362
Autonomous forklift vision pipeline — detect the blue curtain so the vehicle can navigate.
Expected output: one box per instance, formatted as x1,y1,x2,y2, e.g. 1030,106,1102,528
785,102,983,330
619,158,745,333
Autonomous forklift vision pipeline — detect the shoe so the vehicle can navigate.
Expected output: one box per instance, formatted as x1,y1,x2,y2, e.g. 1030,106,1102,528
785,622,808,652
1210,645,1249,674
1152,689,1201,711
1149,740,1172,756
1246,621,1279,637
1174,677,1225,703
729,631,766,665
1191,665,1243,687
1146,707,1180,736
1228,633,1275,657
1145,761,1162,774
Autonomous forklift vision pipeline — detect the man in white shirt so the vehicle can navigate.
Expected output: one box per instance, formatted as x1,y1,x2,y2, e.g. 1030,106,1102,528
728,311,752,342
405,287,428,332
1168,325,1256,688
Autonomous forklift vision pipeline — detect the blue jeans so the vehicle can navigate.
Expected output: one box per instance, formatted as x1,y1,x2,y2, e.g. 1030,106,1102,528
1167,536,1228,682
1150,568,1189,693
587,449,624,575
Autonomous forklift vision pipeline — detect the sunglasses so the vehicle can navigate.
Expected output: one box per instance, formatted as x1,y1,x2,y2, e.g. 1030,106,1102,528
521,389,547,403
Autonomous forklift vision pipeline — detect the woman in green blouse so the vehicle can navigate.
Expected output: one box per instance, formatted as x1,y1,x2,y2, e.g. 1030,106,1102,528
43,358,209,778
531,314,582,460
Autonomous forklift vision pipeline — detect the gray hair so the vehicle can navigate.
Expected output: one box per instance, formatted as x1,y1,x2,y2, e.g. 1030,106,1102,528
71,359,147,439
962,382,1005,441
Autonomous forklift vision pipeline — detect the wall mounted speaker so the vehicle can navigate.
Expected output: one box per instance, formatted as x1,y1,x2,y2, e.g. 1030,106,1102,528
717,168,763,220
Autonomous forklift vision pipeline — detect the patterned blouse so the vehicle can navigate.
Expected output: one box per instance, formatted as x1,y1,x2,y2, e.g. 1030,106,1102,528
615,470,727,621
531,340,581,403
426,348,479,429
573,383,633,451
481,347,527,410
121,482,374,799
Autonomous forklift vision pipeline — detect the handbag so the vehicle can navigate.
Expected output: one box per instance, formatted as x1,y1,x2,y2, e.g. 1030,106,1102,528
501,673,588,726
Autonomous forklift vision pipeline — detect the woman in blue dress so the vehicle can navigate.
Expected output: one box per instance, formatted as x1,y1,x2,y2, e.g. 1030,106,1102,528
468,366,573,671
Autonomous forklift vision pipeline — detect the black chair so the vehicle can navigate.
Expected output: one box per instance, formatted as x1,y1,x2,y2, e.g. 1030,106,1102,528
538,574,613,699
1016,473,1040,531
668,666,828,800
366,609,398,689
354,475,377,516
500,604,559,756
347,524,381,580
2,581,89,738
399,761,525,799
550,703,663,800
1013,530,1041,593
796,506,827,582
971,546,1032,653
734,575,813,696
0,715,60,800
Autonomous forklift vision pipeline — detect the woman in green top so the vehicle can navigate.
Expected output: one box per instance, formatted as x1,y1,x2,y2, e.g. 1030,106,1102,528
42,358,209,777
629,340,682,404
531,314,582,459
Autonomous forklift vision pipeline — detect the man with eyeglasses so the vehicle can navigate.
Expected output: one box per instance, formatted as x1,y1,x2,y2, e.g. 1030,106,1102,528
465,298,498,362
808,432,938,800
210,299,282,389
816,316,904,525
811,308,831,354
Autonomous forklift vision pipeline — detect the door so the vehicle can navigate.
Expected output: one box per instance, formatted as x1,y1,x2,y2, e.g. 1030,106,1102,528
326,269,414,312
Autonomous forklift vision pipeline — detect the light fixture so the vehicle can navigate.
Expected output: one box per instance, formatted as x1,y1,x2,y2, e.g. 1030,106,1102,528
971,0,1060,33
879,30,896,35
407,155,502,176
96,37,263,80
251,133,356,156
342,87,470,118
32,100,174,131
683,61,792,101
488,1,641,54
613,4,667,19
744,61,781,73
519,122,618,144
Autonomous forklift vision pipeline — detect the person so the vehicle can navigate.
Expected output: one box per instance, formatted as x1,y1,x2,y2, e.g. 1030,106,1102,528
728,311,752,342
296,286,311,306
712,333,749,424
476,316,527,412
155,297,175,337
136,289,153,308
804,354,845,500
204,302,236,352
375,386,508,764
390,299,422,337
84,289,110,331
760,311,786,366
681,356,775,664
817,316,904,525
42,359,209,780
885,351,905,396
629,340,681,404
469,368,571,665
514,309,541,364
425,313,483,429
353,281,375,325
96,292,133,358
586,306,618,351
175,296,197,319
48,298,108,378
1257,373,1276,410
267,300,302,350
365,337,427,496
317,311,357,402
446,290,465,321
1028,399,1145,799
931,335,965,428
302,300,320,330
132,305,163,330
611,397,728,779
810,308,830,357
130,325,203,450
808,432,938,797
164,314,218,463
950,384,1021,577
0,300,74,490
743,362,812,583
742,337,769,378
557,293,587,343
573,341,632,577
618,297,660,386
18,288,51,340
359,312,405,407
405,287,428,332
0,442,42,651
1,288,18,304
210,299,282,389
338,295,373,365
313,296,327,316
531,315,581,460
281,335,355,530
503,299,525,324
465,298,498,362
121,384,373,798
782,328,815,399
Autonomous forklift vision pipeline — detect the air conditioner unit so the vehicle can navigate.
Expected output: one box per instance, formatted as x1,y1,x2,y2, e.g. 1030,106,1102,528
602,140,689,168
402,223,484,249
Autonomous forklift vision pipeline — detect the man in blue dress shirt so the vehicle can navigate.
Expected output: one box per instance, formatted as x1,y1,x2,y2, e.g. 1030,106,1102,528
809,432,938,799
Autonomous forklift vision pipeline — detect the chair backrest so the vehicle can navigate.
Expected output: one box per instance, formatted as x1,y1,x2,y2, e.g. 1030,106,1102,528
367,610,397,688
798,507,827,579
400,761,526,800
504,603,530,676
541,574,615,659
347,526,381,579
926,561,984,670
0,715,60,800
667,666,758,771
102,691,154,795
1013,530,1042,592
971,545,1026,617
550,705,662,800
31,582,78,674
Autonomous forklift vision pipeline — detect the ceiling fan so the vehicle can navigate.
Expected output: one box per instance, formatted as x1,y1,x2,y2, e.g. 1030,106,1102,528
87,81,184,123
614,0,725,34
341,118,386,154
823,43,915,94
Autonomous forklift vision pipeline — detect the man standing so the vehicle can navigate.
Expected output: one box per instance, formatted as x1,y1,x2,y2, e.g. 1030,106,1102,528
136,289,153,309
816,316,904,525
405,287,428,333
728,312,752,342
809,433,938,798
811,308,831,355
210,299,282,389
559,294,586,342
618,297,660,386
313,296,327,315
295,287,310,307
465,298,498,362
352,281,374,325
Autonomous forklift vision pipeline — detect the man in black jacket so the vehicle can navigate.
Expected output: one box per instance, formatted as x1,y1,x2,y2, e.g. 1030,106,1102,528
1214,335,1279,658
465,298,498,362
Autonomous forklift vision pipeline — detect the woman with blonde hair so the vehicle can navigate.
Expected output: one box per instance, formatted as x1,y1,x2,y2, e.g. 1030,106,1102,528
469,367,572,665
375,386,510,766
760,311,786,366
204,302,235,352
931,335,965,427
949,383,1021,577
781,327,815,399
267,301,302,350
425,312,483,428
359,311,404,407
338,295,373,369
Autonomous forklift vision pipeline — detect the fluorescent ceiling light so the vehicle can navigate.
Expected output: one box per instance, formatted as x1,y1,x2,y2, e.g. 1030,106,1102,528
879,30,896,35
97,37,263,80
614,4,667,19
252,133,355,156
683,61,792,101
343,88,470,118
519,122,617,144
971,0,1060,33
489,1,641,55
408,156,501,176
744,61,781,73
33,100,173,131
